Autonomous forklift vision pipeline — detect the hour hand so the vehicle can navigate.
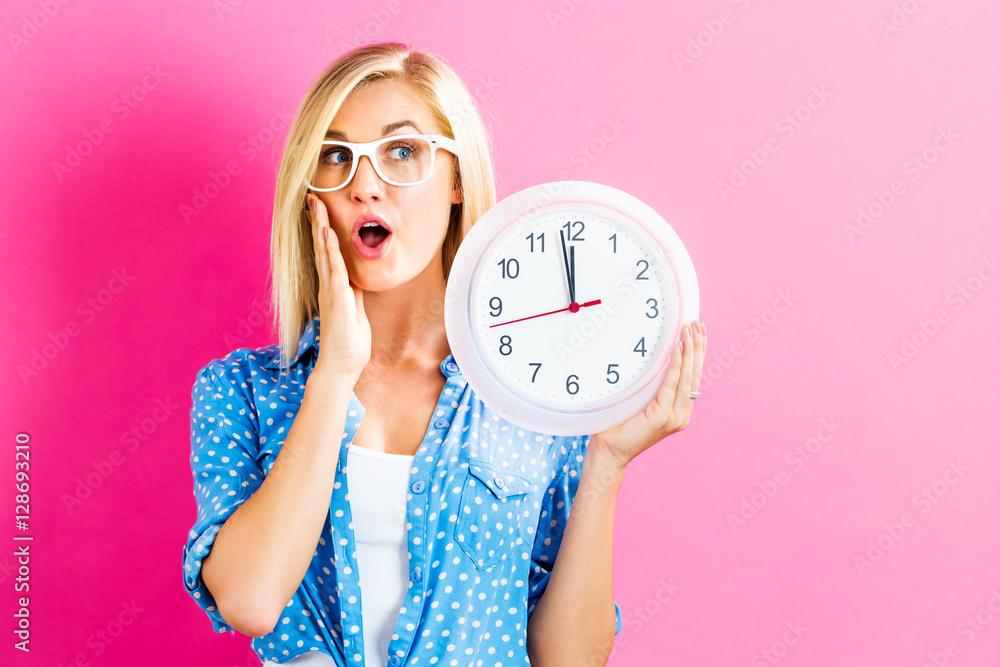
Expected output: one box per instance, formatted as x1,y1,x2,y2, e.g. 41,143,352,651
559,229,576,304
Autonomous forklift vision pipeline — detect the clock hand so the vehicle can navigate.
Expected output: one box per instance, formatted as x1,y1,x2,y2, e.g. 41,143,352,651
570,243,576,305
559,229,576,305
489,299,601,328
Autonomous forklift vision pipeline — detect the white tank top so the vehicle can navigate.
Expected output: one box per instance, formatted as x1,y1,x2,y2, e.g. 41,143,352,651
263,444,414,667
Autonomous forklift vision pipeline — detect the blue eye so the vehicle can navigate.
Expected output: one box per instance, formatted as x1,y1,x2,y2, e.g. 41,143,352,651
321,146,352,166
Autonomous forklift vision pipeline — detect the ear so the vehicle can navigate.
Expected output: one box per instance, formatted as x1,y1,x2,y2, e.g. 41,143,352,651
452,186,463,205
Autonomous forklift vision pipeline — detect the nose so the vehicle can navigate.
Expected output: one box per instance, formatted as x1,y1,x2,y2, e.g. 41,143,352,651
349,154,384,202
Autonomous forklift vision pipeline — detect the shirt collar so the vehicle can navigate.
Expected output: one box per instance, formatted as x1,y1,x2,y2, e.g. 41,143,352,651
261,313,463,378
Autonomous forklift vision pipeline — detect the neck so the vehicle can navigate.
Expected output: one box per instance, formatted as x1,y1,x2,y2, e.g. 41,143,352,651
363,258,451,368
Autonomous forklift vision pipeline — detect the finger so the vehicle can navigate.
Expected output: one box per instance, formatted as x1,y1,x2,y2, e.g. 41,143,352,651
306,194,330,283
312,195,347,281
651,328,684,416
691,321,706,393
311,197,350,281
672,322,696,416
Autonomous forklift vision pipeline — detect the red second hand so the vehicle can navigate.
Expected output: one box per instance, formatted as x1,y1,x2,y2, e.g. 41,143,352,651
489,299,602,328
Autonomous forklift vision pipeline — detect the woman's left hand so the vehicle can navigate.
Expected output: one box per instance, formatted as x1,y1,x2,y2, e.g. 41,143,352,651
590,320,707,472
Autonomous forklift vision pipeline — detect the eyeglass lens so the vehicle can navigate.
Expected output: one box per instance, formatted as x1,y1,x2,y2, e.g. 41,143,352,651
309,137,434,190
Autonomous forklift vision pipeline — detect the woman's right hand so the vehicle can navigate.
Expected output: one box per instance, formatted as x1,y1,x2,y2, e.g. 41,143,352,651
306,193,372,388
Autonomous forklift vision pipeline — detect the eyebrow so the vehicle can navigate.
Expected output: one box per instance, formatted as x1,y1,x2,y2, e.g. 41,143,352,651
325,120,422,141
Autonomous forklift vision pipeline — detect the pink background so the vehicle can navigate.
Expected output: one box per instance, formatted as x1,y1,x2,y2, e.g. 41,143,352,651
2,0,998,665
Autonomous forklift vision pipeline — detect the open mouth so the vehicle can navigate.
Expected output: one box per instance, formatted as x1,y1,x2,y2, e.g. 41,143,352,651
359,222,390,248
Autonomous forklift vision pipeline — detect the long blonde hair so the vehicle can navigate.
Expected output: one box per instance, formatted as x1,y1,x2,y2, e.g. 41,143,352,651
268,42,497,372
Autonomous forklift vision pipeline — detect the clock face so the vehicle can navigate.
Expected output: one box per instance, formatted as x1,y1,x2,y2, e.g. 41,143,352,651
470,203,675,410
445,181,698,436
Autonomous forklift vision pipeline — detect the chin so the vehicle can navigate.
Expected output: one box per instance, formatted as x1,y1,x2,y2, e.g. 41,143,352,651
347,263,404,292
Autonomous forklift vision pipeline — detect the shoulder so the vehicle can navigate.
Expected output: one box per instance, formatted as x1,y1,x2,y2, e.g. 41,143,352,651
191,343,285,418
194,343,282,384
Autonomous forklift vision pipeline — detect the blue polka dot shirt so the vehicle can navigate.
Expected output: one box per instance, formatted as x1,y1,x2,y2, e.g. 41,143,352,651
182,313,623,665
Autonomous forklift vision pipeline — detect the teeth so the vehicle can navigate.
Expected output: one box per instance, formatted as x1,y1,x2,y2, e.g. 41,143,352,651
362,222,380,228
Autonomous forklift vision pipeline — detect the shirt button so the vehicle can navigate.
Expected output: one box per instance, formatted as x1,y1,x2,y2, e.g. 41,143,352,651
389,657,401,667
410,480,425,494
433,418,449,429
444,360,460,374
493,476,505,489
410,566,422,582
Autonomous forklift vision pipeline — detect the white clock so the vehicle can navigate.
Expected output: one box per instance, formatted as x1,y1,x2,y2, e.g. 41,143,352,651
444,181,699,437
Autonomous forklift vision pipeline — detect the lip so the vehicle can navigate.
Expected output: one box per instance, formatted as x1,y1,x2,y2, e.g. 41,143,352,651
351,212,393,260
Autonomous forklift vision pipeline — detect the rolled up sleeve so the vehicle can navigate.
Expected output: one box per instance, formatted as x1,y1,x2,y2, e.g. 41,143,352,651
181,358,265,632
527,435,623,635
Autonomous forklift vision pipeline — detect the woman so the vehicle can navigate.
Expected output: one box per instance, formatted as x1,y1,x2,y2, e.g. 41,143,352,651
182,42,707,666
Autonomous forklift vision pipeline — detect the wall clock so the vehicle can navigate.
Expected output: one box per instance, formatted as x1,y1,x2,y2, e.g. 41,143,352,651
444,181,699,436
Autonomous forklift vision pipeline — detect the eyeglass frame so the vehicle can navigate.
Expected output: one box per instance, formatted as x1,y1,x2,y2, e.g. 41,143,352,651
303,133,458,192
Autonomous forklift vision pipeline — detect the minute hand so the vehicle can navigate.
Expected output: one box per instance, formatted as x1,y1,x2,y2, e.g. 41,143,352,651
559,229,576,304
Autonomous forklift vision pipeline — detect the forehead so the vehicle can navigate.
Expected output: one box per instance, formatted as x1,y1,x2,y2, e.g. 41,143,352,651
328,79,440,141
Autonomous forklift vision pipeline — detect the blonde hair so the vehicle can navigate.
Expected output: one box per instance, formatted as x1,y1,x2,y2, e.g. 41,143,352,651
267,42,497,372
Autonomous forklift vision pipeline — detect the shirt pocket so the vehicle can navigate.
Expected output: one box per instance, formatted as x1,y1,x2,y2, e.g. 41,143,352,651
455,462,535,571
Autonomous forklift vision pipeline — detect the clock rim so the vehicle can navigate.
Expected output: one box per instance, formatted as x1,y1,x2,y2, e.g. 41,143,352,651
445,180,699,436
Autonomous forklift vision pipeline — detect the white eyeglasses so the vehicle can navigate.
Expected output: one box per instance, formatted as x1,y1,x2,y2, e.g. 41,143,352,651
304,134,457,192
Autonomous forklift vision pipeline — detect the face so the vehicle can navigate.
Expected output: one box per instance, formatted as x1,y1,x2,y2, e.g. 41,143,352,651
312,79,462,292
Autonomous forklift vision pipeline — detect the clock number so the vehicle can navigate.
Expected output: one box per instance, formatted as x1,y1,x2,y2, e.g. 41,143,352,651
526,232,545,252
566,374,579,395
489,297,502,317
606,363,620,384
499,335,512,356
609,233,617,253
645,298,658,318
529,362,542,382
636,260,649,280
634,337,647,357
497,258,520,279
561,220,585,242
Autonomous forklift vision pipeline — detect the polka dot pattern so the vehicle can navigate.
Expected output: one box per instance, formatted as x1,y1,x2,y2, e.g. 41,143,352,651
181,314,623,666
